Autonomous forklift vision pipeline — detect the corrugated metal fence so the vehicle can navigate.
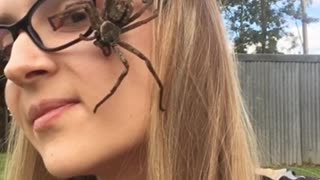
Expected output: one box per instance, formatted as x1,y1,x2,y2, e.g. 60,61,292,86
238,54,320,166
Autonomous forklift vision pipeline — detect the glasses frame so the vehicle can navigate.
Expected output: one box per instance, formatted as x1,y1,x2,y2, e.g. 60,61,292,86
0,0,95,52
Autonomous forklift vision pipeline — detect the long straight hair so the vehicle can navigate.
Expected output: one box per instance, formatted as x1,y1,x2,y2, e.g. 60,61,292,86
148,0,259,179
4,0,260,179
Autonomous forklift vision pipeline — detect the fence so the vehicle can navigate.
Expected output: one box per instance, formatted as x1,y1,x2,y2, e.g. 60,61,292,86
238,54,320,166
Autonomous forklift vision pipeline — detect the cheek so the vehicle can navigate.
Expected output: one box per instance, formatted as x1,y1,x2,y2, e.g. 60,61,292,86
5,82,21,118
4,82,28,130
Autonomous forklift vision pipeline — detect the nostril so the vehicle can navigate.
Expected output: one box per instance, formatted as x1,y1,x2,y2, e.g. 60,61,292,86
25,70,47,79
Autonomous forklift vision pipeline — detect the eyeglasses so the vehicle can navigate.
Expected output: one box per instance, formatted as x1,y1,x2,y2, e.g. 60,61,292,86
0,0,96,80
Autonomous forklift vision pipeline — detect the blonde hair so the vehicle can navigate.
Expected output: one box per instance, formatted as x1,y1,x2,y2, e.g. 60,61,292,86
4,0,260,179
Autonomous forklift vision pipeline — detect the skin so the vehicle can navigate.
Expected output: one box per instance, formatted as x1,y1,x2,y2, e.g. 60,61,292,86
3,0,153,179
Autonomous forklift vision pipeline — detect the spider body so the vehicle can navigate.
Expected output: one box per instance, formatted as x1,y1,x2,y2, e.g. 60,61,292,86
56,0,165,113
106,0,134,25
101,21,121,43
93,21,121,55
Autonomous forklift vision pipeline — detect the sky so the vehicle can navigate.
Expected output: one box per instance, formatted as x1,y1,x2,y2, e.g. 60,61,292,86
278,0,320,54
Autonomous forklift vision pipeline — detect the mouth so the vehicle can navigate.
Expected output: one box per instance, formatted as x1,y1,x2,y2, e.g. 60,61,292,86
28,98,80,131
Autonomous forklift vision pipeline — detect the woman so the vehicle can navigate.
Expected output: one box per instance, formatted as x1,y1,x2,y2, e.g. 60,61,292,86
1,0,260,179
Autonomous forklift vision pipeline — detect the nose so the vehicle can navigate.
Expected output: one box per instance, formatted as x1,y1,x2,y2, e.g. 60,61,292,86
4,32,57,87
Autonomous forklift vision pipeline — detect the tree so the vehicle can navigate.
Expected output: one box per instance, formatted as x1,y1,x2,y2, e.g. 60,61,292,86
221,0,317,54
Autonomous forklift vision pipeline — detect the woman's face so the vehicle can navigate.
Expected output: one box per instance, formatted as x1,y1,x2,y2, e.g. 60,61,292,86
3,0,153,178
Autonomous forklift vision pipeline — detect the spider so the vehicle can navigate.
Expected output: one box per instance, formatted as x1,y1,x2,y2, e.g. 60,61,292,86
50,0,165,113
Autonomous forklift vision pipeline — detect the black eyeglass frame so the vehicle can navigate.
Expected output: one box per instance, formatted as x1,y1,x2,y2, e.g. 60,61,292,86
0,0,96,52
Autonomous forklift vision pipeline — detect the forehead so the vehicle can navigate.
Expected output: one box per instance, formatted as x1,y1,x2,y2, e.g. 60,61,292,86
0,0,36,23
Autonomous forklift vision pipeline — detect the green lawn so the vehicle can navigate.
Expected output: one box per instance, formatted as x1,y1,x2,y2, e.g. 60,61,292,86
288,166,320,178
267,166,320,178
0,153,5,180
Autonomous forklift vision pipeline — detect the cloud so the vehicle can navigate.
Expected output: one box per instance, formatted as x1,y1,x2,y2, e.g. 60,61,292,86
312,0,320,7
308,23,320,54
277,22,320,54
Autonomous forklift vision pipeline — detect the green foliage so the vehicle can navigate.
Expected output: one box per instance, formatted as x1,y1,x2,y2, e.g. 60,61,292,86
221,0,318,54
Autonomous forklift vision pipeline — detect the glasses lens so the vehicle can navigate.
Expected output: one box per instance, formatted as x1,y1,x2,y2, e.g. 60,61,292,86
31,0,93,49
0,28,13,74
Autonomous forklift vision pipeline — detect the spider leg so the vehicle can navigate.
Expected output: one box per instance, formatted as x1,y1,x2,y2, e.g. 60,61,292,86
93,46,129,113
93,40,112,56
121,11,158,34
121,0,153,27
81,2,104,30
79,33,96,41
118,41,165,111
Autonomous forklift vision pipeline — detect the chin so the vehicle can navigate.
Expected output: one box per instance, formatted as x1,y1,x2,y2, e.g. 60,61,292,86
43,154,90,179
41,148,97,178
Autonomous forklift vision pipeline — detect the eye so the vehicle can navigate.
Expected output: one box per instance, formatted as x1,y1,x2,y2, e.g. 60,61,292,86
69,11,88,23
62,9,89,25
48,8,91,32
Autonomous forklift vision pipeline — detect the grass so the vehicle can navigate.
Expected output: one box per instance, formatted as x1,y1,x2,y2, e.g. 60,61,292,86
288,166,320,178
0,153,5,180
267,166,320,178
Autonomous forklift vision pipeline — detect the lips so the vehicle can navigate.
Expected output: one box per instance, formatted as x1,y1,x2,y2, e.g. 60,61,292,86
28,98,80,125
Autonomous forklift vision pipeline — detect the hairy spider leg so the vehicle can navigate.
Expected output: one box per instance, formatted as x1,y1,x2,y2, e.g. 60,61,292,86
94,39,113,56
118,41,165,111
121,11,158,34
93,45,129,113
121,0,154,27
